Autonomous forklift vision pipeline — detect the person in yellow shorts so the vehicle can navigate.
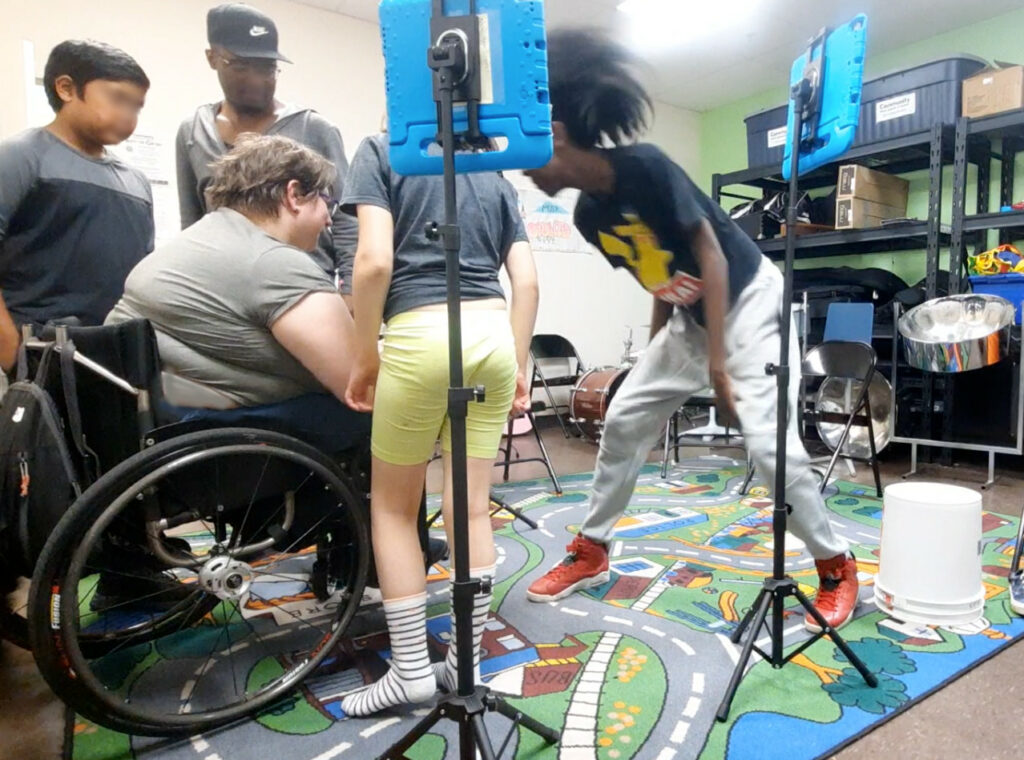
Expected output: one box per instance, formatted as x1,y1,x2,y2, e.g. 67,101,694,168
340,133,539,716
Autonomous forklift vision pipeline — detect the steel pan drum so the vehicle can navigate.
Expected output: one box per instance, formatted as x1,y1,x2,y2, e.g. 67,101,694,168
899,294,1013,373
815,374,892,457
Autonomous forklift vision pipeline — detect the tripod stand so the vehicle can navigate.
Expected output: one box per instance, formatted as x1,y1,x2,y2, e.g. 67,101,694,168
715,28,877,722
381,9,557,758
425,492,540,531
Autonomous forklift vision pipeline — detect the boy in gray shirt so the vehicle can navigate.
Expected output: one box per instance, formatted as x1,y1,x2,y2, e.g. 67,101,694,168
175,3,357,287
0,41,153,345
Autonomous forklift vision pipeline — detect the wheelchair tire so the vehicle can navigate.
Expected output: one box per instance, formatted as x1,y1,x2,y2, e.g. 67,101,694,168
29,427,370,736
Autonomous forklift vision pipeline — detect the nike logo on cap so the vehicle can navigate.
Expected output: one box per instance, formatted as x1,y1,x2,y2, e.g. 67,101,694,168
250,25,269,36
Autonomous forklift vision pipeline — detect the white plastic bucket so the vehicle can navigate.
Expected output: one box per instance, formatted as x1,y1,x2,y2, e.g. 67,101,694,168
874,482,984,626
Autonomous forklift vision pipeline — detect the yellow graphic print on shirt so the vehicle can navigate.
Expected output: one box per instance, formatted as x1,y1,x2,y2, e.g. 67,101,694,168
597,215,704,307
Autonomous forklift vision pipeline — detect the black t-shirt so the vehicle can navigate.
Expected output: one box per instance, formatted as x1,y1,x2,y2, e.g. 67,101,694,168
574,143,763,321
341,134,528,322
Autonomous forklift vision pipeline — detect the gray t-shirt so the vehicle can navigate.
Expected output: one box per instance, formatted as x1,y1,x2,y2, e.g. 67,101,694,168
0,128,153,326
175,103,358,288
106,208,337,406
341,134,528,322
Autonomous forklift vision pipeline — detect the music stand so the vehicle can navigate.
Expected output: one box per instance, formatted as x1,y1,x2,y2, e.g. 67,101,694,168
716,17,878,721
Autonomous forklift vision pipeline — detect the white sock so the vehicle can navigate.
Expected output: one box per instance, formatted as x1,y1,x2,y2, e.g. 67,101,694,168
434,565,494,693
342,592,435,716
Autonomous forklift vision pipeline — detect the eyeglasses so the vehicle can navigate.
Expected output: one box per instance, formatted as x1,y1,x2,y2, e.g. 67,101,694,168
216,55,280,77
317,192,339,216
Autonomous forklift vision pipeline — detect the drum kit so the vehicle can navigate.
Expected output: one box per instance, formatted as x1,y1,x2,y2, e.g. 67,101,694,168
567,327,637,442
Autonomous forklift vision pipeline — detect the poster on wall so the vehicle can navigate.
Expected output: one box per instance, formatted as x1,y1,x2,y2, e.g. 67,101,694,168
515,186,593,254
107,132,181,245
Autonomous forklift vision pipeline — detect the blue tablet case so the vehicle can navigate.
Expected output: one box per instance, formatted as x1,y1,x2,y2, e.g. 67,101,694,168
380,0,552,175
782,15,868,178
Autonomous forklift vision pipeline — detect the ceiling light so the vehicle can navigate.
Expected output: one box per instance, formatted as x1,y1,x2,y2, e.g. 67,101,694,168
618,0,765,49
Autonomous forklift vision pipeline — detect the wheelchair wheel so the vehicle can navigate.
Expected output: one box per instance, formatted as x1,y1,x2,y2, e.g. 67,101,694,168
29,428,369,736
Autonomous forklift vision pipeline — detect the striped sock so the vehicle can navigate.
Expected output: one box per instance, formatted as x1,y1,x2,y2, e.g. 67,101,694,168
342,592,435,716
434,565,495,693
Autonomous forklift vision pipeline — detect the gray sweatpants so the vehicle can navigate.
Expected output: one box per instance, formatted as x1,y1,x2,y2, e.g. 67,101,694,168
580,258,849,561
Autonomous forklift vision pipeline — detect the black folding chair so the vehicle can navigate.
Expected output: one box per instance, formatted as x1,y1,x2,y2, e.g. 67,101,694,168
497,405,562,495
529,334,585,438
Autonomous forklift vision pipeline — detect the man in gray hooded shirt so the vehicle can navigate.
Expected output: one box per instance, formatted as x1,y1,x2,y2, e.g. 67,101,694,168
175,3,357,292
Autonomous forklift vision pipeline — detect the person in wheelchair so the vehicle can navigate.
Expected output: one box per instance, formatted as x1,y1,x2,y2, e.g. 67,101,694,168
106,134,444,591
107,134,367,455
339,132,539,716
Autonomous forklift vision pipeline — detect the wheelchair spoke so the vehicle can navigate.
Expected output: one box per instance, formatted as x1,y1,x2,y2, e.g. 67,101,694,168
181,625,231,714
232,453,273,550
242,471,316,553
244,587,334,640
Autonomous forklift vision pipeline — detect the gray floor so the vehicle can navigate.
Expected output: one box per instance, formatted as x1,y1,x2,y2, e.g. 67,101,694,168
3,419,1024,759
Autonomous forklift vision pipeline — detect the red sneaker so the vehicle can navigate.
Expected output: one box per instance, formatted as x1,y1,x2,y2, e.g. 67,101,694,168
526,535,610,602
805,553,859,633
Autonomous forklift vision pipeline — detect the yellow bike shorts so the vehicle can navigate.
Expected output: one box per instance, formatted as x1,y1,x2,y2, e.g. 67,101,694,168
372,309,517,465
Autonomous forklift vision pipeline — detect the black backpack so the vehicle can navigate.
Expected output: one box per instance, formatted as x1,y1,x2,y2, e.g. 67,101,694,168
0,346,84,576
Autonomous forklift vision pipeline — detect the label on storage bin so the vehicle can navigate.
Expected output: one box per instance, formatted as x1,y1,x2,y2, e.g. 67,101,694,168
766,126,788,149
876,92,917,123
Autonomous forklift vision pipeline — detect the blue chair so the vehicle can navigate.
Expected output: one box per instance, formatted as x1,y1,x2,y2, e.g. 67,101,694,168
823,302,874,344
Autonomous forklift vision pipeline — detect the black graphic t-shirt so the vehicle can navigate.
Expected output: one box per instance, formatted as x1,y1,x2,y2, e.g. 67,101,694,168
574,143,763,321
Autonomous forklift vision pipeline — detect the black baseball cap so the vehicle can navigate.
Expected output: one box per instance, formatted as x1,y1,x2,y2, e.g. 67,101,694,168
207,3,292,62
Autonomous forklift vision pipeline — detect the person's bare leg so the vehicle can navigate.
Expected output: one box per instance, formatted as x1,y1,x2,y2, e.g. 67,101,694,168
342,458,435,716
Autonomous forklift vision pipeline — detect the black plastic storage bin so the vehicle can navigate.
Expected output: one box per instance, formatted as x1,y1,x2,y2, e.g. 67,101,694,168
744,56,988,170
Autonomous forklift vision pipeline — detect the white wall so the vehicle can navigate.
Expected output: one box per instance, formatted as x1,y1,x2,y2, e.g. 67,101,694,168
0,0,386,221
1,0,704,369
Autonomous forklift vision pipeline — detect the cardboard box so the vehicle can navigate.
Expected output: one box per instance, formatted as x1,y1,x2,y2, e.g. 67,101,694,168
835,197,906,229
836,164,910,208
779,223,834,237
962,63,1024,119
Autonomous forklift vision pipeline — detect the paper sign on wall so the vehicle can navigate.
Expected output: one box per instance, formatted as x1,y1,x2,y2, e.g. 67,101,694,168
515,187,593,254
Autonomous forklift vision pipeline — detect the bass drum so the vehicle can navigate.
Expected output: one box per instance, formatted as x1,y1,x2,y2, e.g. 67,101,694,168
570,367,630,442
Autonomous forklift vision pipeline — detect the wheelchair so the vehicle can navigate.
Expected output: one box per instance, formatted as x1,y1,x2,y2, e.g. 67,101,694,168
3,319,374,736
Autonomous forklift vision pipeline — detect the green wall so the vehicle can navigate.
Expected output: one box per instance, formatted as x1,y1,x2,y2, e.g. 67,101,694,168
699,7,1024,284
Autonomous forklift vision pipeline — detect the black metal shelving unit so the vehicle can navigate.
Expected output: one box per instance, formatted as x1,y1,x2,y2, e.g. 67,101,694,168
712,124,958,451
712,124,954,298
950,110,1024,293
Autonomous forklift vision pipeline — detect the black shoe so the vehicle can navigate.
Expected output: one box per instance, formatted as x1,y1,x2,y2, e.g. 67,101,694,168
425,536,450,569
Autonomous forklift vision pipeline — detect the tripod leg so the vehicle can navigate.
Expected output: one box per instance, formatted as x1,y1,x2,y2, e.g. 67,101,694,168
529,413,563,494
490,499,539,530
739,456,755,496
491,696,561,744
792,586,877,687
379,704,446,759
730,586,768,644
717,588,772,722
469,713,497,760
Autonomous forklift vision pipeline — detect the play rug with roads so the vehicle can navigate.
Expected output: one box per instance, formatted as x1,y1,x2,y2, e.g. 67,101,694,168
70,457,1024,760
